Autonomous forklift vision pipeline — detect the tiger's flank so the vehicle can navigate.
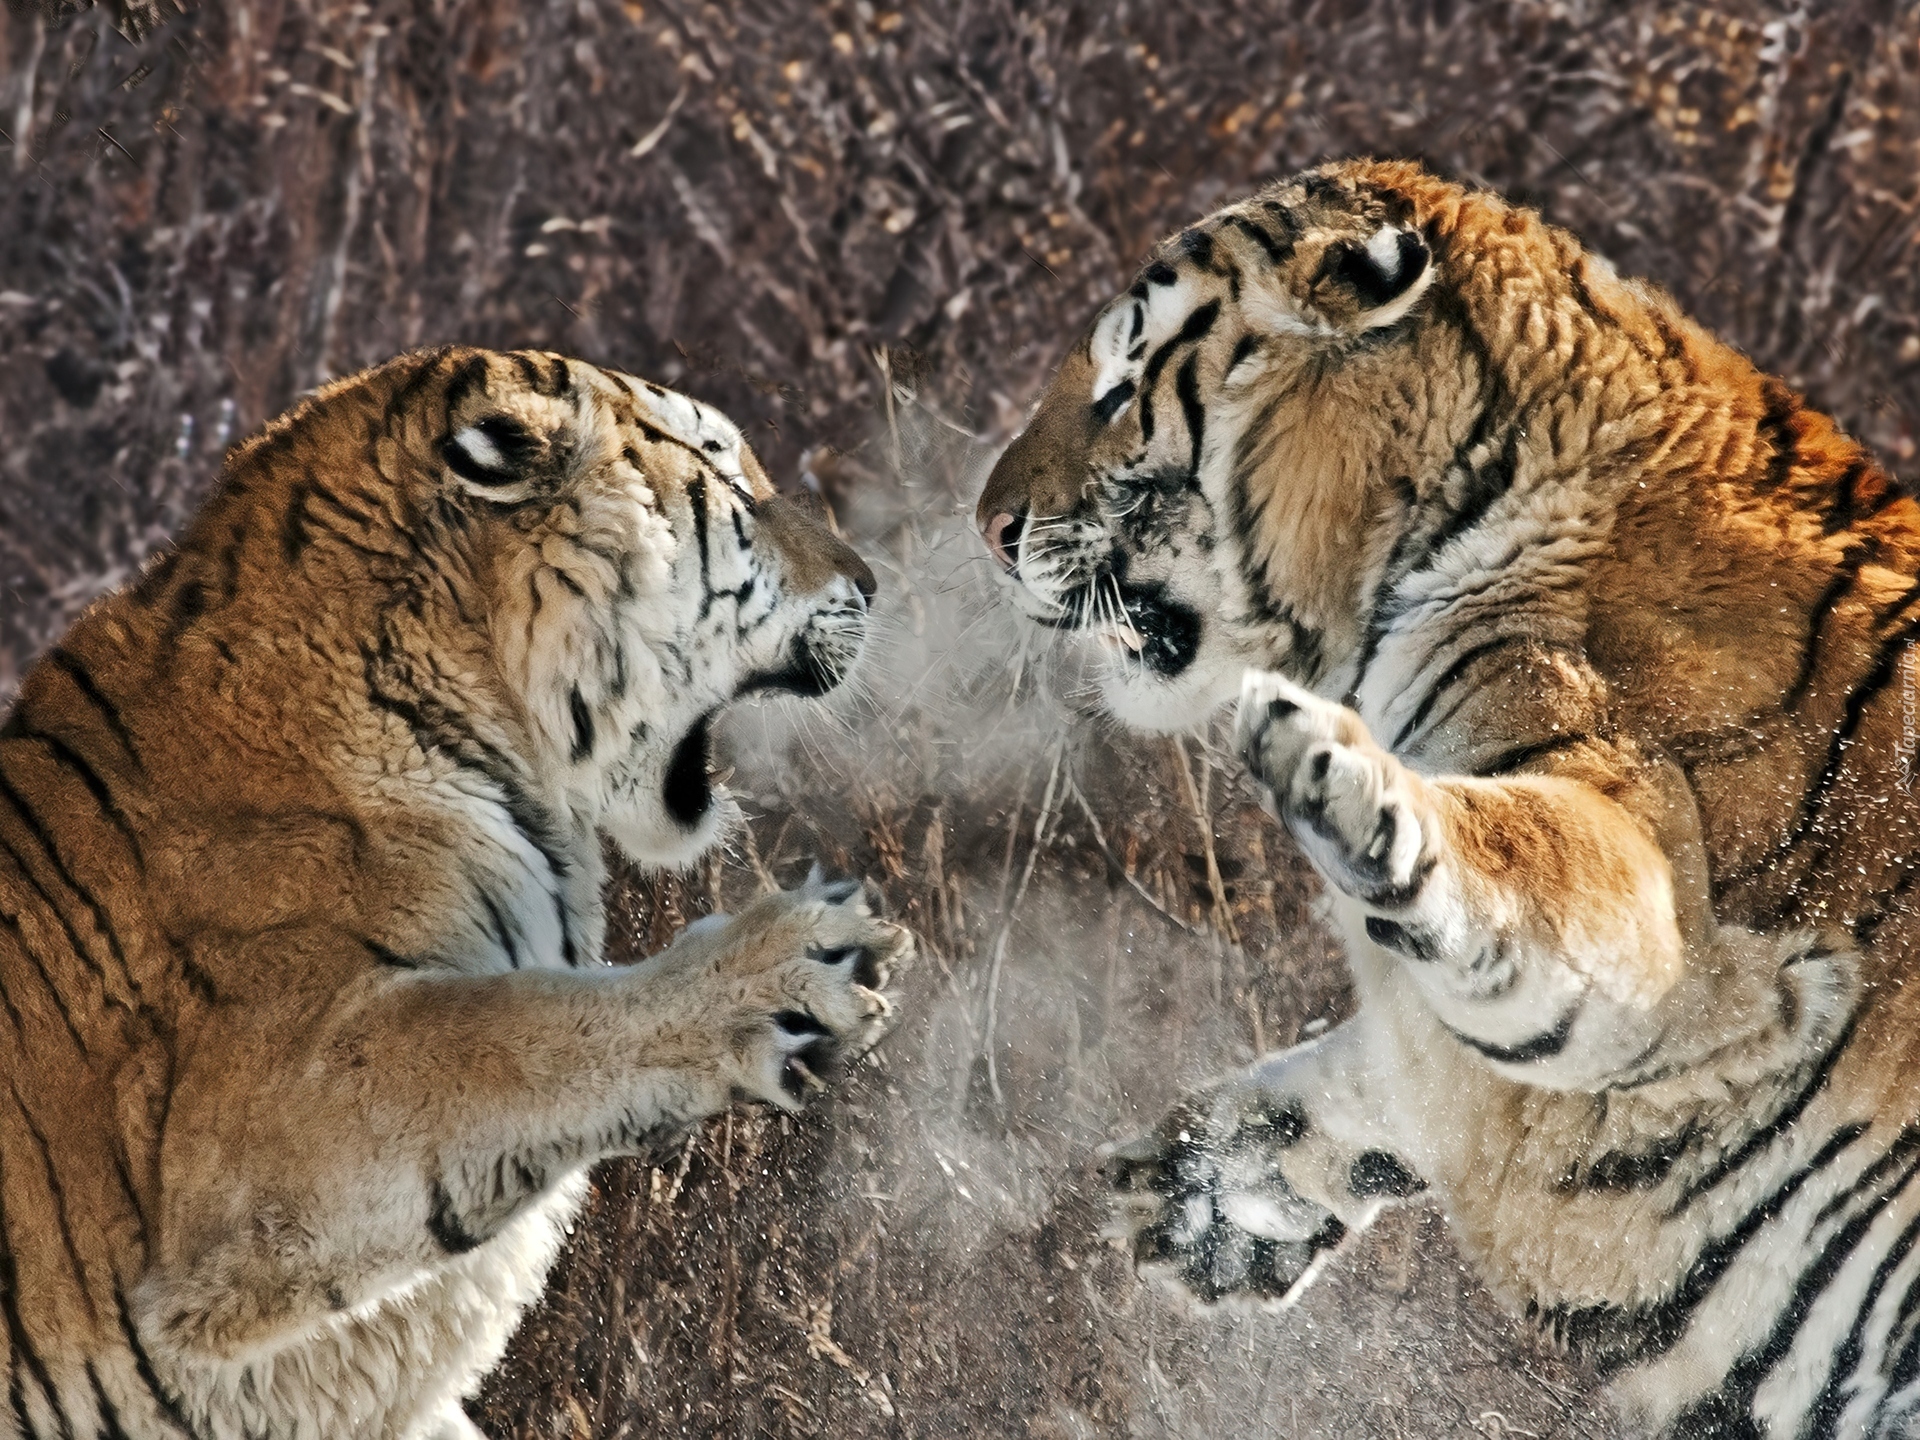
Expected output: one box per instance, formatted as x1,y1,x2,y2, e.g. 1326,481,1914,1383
0,346,911,1440
979,158,1920,1438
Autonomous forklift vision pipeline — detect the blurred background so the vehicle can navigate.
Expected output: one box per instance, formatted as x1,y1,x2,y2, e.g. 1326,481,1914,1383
4,2,1920,1435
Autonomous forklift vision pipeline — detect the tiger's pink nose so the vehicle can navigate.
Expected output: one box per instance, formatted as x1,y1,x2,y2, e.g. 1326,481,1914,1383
983,510,1024,571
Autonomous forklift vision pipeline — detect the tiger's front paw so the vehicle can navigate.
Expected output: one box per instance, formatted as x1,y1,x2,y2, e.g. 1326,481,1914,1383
1235,670,1432,907
694,870,913,1109
1099,1087,1346,1307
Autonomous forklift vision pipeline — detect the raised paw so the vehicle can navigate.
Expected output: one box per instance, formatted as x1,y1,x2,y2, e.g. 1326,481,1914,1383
1099,1088,1346,1307
1234,669,1432,907
700,869,913,1109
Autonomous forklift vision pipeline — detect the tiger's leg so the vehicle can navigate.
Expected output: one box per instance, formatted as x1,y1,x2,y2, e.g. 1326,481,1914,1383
139,874,911,1361
1103,670,1862,1308
1230,670,1857,1092
1103,1018,1424,1305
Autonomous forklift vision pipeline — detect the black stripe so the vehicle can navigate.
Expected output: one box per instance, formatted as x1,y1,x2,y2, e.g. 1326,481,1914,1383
686,478,712,610
43,651,141,771
1175,352,1205,481
0,824,114,995
1815,1123,1920,1227
1853,856,1920,947
521,352,570,397
364,939,420,970
213,520,246,607
1390,634,1534,753
1421,424,1521,566
441,352,491,422
1348,1150,1424,1199
1648,309,1691,366
1808,1188,1920,1434
0,1140,72,1440
1363,915,1437,962
1571,1125,1700,1193
568,687,594,764
1670,1146,1920,1438
281,477,315,565
1225,214,1292,265
1783,538,1878,710
162,579,208,646
426,1178,482,1254
10,1086,98,1328
1822,458,1872,536
0,907,89,1052
1756,379,1800,493
478,890,521,970
1760,612,1920,893
0,944,28,1042
1091,379,1135,425
1138,300,1221,446
1884,1260,1920,1397
8,729,143,865
112,1291,196,1437
1469,731,1594,777
1566,260,1608,328
0,768,137,994
87,1363,135,1440
1445,1003,1580,1065
1539,1122,1868,1372
1671,1011,1862,1213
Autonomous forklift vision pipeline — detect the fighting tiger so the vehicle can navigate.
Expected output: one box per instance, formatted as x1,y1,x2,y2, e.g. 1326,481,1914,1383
0,346,911,1438
977,158,1920,1437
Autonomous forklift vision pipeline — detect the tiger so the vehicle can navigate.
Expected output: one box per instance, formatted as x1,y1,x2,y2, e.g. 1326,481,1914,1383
975,157,1920,1437
0,345,913,1440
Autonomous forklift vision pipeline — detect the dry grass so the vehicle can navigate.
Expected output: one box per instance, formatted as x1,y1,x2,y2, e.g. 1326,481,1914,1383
5,1,1920,1434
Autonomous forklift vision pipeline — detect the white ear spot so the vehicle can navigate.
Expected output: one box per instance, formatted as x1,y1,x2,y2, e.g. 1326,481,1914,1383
450,426,506,473
1366,225,1407,278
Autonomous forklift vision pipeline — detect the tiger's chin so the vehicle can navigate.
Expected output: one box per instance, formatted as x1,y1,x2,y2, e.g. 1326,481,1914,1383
1087,633,1247,734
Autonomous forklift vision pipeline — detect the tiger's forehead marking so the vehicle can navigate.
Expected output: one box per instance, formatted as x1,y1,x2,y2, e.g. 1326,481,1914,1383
1087,265,1211,419
611,370,756,500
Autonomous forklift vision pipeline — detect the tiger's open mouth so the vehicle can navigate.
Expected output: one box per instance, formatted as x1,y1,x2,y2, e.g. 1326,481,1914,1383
1046,575,1203,679
662,711,719,827
660,629,863,830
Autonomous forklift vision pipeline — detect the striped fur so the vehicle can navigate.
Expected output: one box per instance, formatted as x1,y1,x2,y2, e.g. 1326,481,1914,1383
0,347,909,1438
977,160,1920,1437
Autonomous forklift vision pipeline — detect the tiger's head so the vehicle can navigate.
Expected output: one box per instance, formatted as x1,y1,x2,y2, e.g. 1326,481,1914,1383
208,346,874,873
977,159,1486,730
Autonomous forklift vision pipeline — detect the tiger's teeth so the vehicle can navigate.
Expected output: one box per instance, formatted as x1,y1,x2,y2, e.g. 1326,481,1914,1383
1097,625,1146,654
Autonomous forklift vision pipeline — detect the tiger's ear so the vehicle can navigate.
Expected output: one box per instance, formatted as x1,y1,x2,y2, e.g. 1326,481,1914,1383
442,414,543,487
1320,225,1432,329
